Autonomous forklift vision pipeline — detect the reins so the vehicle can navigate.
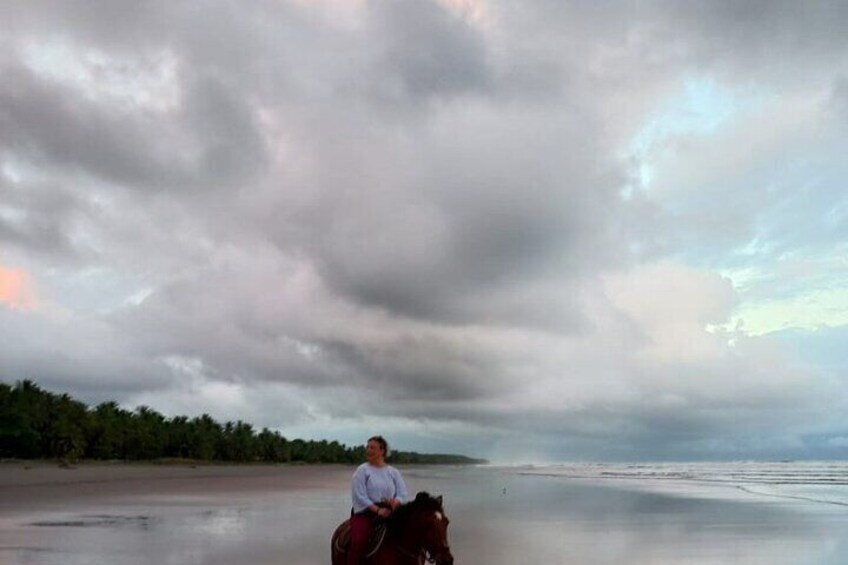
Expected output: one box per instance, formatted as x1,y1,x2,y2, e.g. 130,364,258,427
365,526,387,558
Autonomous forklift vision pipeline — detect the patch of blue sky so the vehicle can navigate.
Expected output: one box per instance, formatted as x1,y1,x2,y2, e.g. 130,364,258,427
769,325,848,374
703,159,847,279
625,75,763,193
714,241,848,336
724,157,848,334
627,77,848,338
762,169,848,253
725,286,848,336
631,76,738,153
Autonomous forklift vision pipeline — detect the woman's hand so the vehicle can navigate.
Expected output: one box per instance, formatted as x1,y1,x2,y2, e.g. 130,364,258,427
376,507,392,518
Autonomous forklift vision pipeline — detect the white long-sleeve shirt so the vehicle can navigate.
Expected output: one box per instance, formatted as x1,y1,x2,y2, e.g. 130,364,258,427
351,463,408,513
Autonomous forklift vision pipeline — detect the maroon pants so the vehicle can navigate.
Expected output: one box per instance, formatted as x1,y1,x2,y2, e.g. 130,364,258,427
347,512,374,565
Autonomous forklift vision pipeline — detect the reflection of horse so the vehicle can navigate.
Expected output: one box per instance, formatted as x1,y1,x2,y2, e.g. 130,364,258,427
331,491,454,565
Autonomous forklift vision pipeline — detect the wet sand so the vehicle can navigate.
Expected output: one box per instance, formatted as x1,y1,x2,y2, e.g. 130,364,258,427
0,461,356,565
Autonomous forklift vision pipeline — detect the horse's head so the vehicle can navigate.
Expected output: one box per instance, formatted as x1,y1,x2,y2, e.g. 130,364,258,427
404,491,454,565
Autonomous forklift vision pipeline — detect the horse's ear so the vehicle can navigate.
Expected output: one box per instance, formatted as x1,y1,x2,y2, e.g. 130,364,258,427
436,495,443,506
415,491,430,502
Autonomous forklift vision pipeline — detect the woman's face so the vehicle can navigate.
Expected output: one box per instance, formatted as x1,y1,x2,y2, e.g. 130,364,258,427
366,440,385,463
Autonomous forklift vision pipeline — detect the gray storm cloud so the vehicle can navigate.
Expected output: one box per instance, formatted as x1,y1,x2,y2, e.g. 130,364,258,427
2,0,847,461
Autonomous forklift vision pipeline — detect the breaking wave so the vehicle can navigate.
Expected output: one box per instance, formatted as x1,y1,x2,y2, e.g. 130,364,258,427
516,461,848,506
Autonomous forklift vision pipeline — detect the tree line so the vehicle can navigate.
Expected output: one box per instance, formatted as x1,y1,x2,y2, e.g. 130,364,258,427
0,380,486,465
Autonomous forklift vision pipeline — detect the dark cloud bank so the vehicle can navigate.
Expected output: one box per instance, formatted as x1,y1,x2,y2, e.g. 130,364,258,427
2,0,847,461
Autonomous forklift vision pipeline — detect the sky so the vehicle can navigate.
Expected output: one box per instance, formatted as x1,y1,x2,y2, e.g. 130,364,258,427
1,0,847,463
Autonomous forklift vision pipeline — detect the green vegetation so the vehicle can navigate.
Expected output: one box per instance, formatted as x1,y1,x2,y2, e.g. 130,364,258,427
0,380,486,465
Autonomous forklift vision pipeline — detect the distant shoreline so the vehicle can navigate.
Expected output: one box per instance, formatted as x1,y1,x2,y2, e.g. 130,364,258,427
1,381,488,466
0,456,486,470
0,457,484,471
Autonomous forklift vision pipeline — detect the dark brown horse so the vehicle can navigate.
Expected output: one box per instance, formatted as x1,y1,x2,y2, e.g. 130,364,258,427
331,491,454,565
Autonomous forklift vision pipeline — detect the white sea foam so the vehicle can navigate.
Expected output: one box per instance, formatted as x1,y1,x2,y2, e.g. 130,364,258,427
516,461,848,506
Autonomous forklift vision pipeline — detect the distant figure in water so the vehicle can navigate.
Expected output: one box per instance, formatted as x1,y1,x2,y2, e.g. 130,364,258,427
503,487,507,495
347,435,408,565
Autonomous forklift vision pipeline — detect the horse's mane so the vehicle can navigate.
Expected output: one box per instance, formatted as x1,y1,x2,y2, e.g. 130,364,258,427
388,491,443,533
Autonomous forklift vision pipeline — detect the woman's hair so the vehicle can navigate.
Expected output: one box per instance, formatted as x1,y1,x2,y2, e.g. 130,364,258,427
368,435,390,457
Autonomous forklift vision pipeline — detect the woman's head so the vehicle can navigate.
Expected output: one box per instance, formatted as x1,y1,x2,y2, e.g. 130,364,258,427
366,435,389,463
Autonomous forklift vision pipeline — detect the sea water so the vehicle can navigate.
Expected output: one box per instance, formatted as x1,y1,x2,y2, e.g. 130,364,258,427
435,461,848,564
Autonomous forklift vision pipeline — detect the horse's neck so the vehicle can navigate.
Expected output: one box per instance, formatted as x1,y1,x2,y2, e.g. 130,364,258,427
386,519,422,564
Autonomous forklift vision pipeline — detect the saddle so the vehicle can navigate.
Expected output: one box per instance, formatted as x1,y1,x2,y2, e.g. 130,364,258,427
332,519,388,558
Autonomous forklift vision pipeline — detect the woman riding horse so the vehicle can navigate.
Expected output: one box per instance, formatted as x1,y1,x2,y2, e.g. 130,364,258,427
347,436,408,565
332,491,454,565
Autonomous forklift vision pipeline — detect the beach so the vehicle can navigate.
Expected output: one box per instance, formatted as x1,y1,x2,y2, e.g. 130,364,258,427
0,462,353,565
2,461,847,564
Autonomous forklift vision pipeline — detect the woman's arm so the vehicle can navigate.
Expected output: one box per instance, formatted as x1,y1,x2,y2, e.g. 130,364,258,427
351,467,376,513
390,467,408,508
